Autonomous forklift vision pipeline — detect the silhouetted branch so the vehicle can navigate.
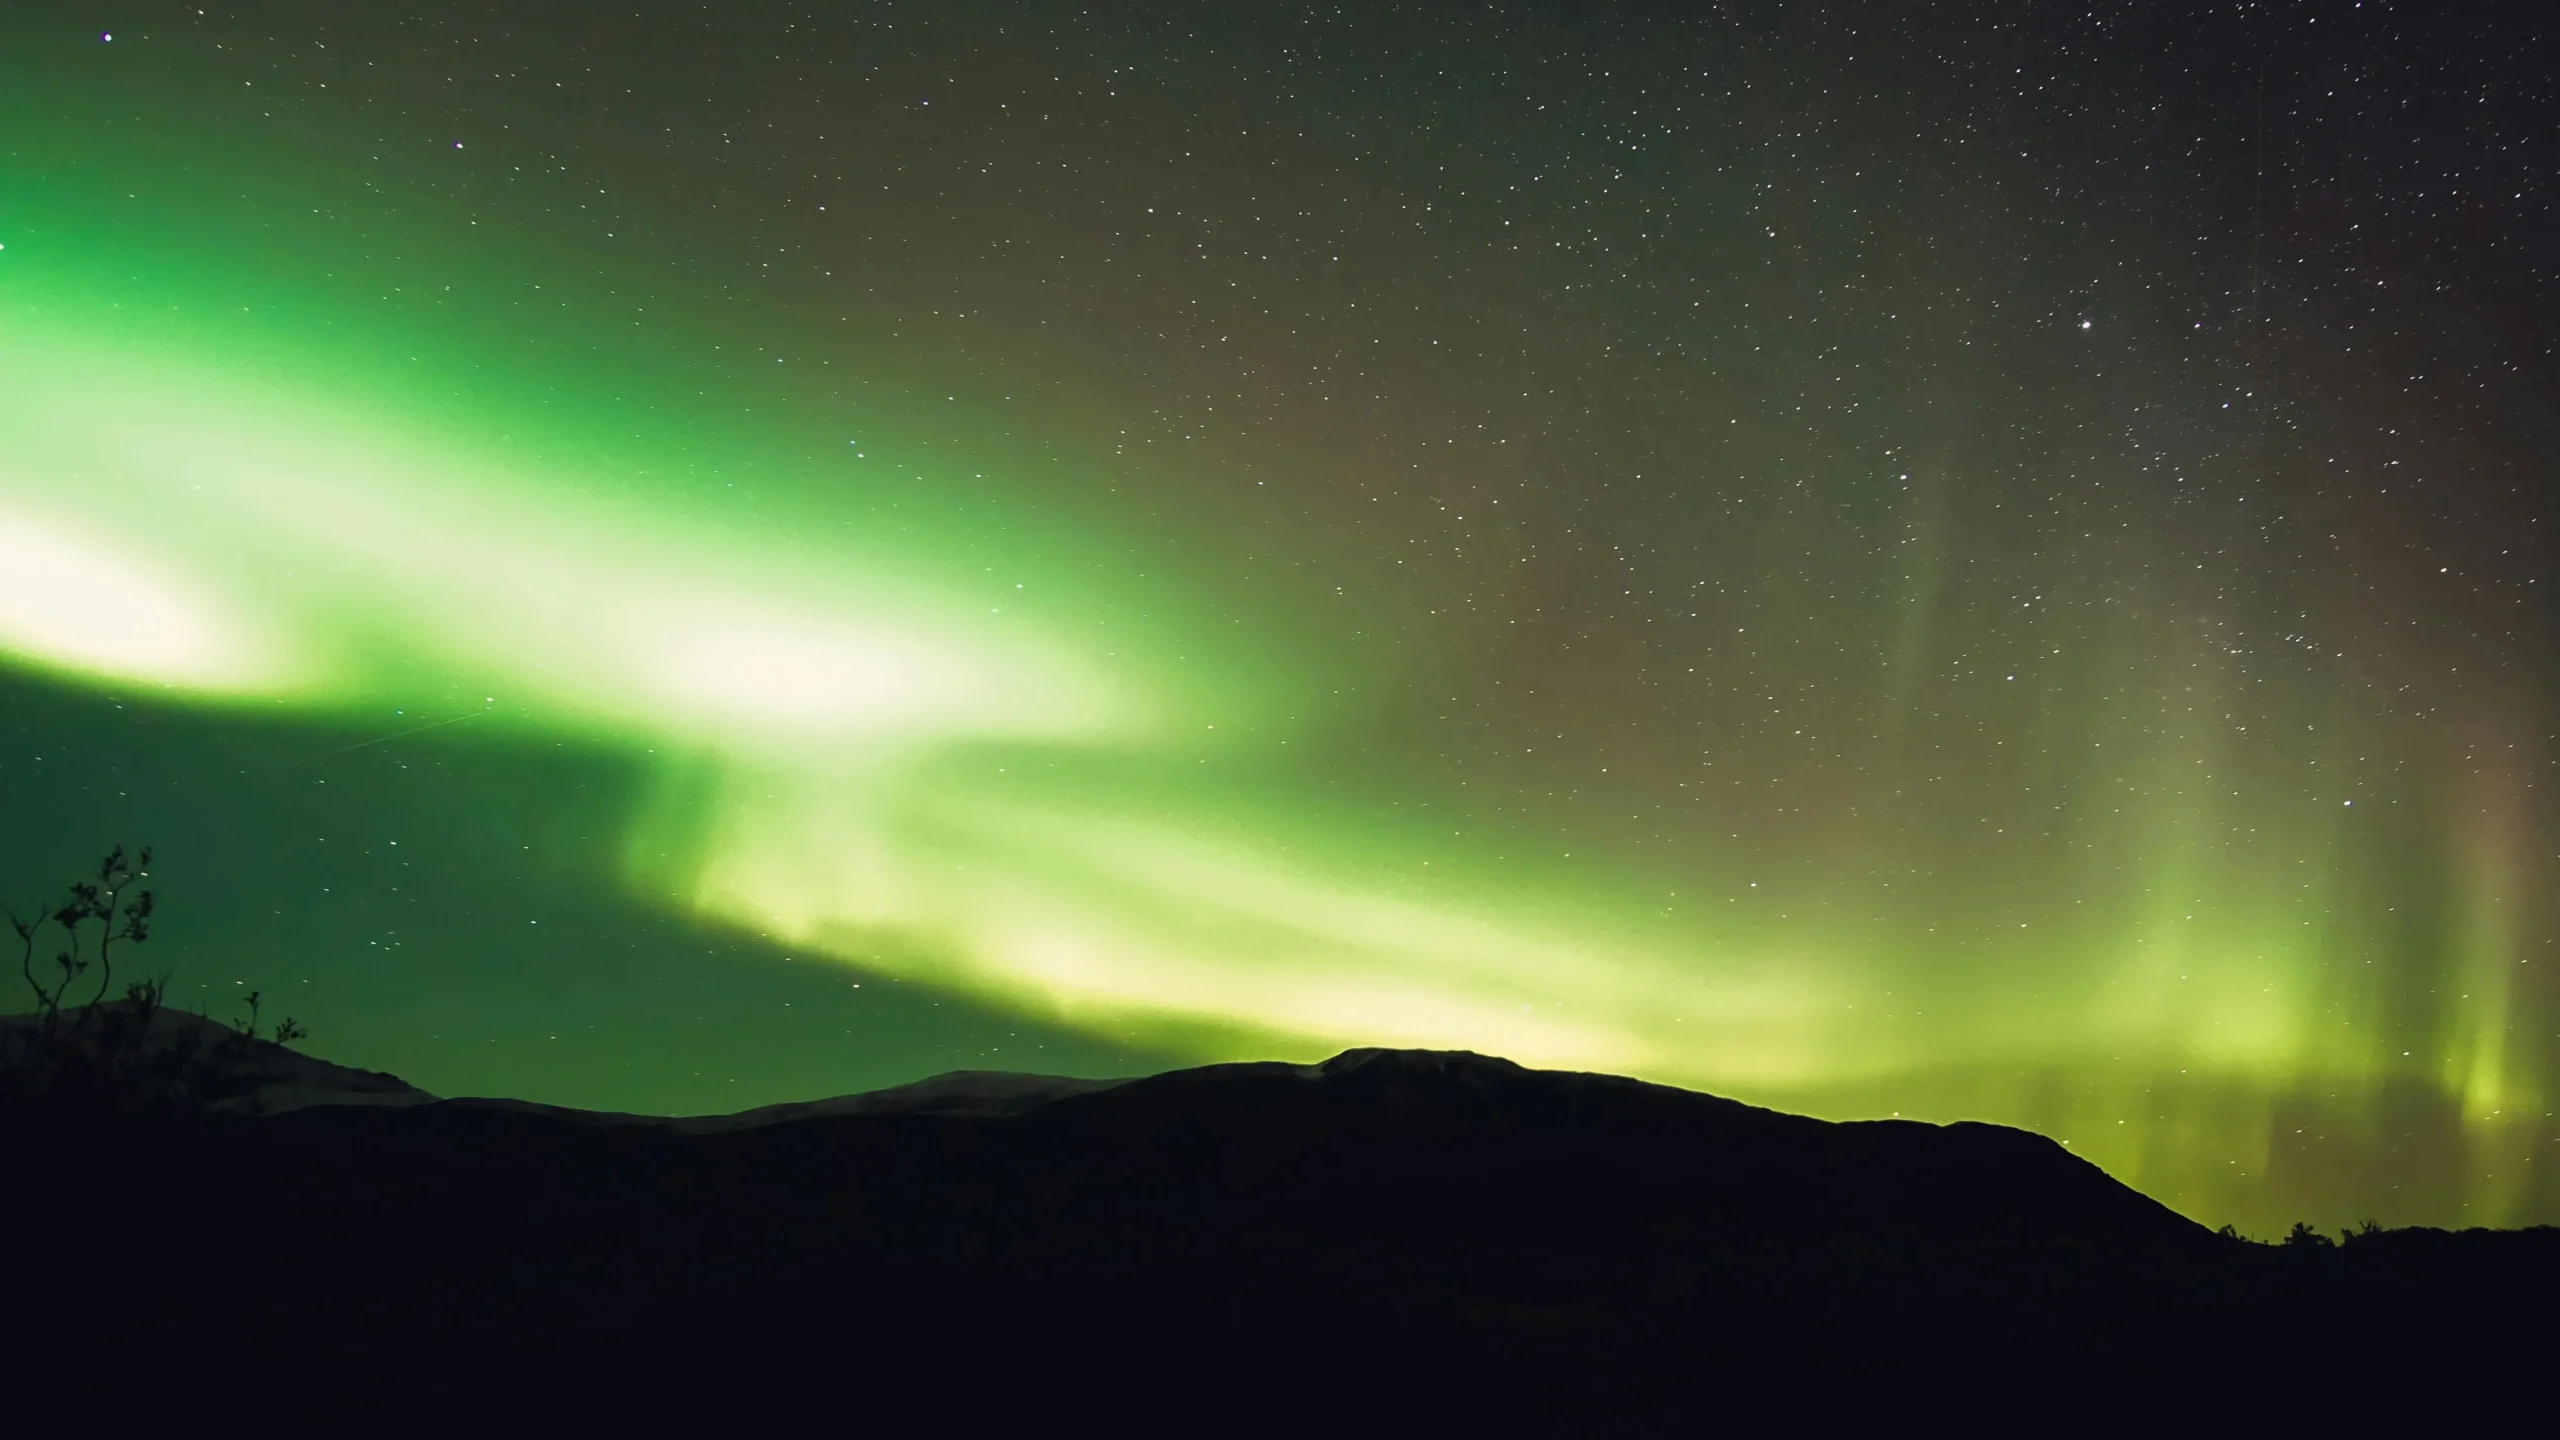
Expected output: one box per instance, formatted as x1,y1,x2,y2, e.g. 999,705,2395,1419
3,847,302,1110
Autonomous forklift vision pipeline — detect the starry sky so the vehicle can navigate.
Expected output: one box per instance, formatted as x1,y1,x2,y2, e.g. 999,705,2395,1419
2,0,2554,1231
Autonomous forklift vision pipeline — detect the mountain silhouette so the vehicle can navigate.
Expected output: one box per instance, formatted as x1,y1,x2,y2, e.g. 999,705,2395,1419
7,1040,2552,1416
0,1006,432,1113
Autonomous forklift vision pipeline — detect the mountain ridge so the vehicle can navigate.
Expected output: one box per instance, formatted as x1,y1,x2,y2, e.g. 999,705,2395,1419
9,1031,2553,1411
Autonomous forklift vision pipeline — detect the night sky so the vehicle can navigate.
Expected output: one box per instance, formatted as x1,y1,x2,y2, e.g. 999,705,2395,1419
3,1,2554,1232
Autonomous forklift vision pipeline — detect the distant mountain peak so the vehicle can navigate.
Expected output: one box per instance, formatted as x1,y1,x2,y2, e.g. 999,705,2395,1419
1314,1047,1529,1079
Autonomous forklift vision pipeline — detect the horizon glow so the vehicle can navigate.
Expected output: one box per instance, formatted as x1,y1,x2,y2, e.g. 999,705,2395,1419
1,4,2550,1233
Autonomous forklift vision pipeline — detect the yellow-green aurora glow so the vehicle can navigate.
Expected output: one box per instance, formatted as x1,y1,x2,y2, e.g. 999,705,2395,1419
3,4,2554,1230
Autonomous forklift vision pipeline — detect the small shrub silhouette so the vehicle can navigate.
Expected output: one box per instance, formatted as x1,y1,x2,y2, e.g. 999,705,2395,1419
3,847,305,1110
2281,1221,2336,1249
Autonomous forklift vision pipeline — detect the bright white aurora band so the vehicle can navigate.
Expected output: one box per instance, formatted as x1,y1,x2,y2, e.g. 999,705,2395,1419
0,327,1802,1075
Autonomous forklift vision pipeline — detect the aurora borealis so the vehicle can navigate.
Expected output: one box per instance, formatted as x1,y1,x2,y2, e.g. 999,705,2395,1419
3,1,2554,1232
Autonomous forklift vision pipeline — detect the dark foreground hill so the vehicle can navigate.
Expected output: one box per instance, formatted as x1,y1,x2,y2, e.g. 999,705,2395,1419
7,1041,2555,1416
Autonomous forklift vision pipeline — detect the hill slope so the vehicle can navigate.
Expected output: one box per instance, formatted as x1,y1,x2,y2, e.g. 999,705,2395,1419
7,1043,2553,1412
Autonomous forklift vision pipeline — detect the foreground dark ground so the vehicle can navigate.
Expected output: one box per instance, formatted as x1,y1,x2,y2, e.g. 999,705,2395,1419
8,1041,2555,1417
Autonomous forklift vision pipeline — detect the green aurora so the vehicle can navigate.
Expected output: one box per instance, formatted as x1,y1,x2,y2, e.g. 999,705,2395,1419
2,3,2554,1231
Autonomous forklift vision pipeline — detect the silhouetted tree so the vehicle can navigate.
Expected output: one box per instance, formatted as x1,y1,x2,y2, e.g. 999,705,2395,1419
3,848,305,1110
8,845,152,1050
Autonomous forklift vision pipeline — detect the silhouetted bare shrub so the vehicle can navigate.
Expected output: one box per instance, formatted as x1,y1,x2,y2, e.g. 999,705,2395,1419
2,847,304,1110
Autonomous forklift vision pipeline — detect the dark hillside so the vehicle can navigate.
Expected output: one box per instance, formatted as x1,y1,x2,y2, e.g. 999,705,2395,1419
8,1045,2554,1416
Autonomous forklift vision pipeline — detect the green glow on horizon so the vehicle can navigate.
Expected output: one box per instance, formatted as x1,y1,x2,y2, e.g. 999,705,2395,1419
1,12,2549,1234
0,300,2545,1225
